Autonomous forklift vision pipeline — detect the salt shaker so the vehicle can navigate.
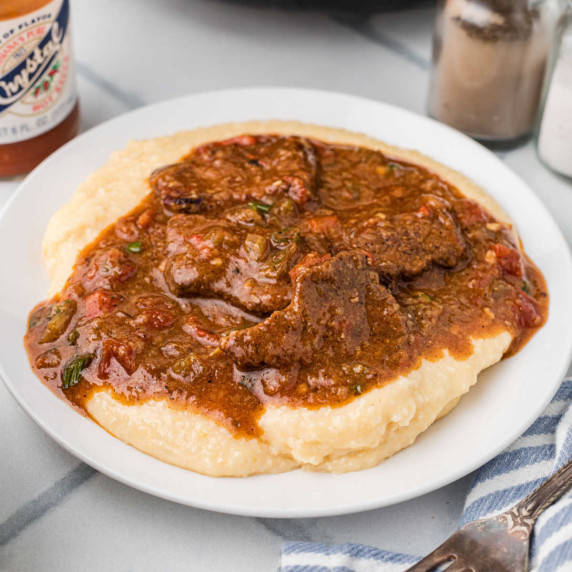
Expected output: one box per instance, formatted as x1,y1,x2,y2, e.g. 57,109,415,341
428,0,562,148
537,1,572,178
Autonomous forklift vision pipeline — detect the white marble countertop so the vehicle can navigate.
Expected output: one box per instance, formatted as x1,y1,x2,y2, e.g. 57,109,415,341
1,1,571,570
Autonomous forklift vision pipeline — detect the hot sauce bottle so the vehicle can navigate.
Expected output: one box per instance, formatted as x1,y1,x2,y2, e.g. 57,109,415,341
0,0,79,178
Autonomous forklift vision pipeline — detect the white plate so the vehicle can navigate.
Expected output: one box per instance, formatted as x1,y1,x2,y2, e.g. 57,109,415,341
1,88,571,518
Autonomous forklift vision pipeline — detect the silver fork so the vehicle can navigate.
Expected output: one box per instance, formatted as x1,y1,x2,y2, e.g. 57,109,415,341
406,457,572,572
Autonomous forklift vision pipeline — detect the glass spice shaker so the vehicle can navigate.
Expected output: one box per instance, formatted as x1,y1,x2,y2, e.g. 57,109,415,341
428,0,562,148
0,0,80,178
537,1,572,178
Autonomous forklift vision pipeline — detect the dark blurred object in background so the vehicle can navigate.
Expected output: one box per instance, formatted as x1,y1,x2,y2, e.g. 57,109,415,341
217,0,435,12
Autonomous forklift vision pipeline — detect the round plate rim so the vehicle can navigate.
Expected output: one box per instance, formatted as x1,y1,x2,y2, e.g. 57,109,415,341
1,86,571,518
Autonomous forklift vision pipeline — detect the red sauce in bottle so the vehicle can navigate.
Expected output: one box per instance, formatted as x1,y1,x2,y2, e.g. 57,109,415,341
0,0,79,177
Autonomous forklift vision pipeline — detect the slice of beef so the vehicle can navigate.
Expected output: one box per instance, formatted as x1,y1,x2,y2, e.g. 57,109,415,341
349,197,466,280
163,214,316,314
151,135,319,214
220,250,408,370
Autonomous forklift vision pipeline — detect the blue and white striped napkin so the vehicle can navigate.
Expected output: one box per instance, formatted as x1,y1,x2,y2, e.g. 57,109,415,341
280,378,572,572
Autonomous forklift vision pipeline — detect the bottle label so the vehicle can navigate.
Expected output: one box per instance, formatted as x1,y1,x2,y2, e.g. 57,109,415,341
0,0,77,144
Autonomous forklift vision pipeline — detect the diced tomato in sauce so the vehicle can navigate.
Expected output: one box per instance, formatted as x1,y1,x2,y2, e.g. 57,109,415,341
98,339,136,379
84,290,122,319
492,243,523,278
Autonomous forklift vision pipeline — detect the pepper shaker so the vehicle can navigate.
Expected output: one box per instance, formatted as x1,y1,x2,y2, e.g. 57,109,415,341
428,0,562,148
537,1,572,178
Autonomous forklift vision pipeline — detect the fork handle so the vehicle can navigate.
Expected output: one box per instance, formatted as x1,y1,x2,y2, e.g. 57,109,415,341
508,457,572,528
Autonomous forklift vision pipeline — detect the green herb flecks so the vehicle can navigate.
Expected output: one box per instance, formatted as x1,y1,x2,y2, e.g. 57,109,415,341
248,200,272,214
126,240,143,253
412,292,433,303
351,384,363,396
67,329,79,345
271,227,302,246
62,354,93,389
521,281,530,294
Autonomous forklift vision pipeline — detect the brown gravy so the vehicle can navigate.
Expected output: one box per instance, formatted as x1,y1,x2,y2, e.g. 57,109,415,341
25,135,548,437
